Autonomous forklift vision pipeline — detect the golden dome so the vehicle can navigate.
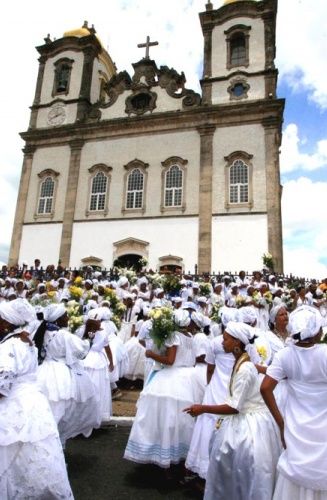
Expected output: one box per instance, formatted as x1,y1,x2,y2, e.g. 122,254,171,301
63,27,91,38
223,0,248,4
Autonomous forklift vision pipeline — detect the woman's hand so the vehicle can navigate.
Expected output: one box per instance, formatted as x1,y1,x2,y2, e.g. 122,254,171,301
145,350,154,359
279,421,287,449
183,404,204,417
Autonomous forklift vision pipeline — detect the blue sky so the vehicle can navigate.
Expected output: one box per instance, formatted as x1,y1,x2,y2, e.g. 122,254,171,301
0,0,326,278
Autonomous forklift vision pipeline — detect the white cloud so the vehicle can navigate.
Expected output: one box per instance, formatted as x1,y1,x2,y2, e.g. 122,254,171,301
280,124,327,173
282,177,327,278
277,0,327,109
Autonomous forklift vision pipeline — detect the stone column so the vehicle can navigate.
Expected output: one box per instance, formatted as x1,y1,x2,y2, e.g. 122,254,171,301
58,139,84,267
8,145,36,266
29,55,47,129
197,124,216,274
263,116,283,273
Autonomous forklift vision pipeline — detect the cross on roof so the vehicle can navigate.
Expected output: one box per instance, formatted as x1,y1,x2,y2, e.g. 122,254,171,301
137,36,159,60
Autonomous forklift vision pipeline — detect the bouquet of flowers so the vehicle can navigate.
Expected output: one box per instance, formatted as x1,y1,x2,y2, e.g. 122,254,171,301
262,252,274,270
69,285,83,301
111,314,123,331
281,294,294,309
162,274,182,296
103,288,126,322
235,295,246,308
66,300,84,333
199,282,212,297
263,291,273,305
114,267,138,285
210,304,223,324
74,276,83,287
139,257,148,269
146,272,164,289
148,306,175,349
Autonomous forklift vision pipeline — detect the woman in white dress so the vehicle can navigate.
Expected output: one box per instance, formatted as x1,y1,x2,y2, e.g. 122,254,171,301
185,321,281,500
261,305,327,500
82,308,114,423
124,310,204,470
35,304,99,446
0,299,73,499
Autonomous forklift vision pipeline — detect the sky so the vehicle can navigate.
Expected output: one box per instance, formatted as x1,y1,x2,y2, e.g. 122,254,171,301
0,0,326,278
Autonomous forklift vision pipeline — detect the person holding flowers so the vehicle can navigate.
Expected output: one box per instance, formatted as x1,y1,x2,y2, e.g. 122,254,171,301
124,309,204,473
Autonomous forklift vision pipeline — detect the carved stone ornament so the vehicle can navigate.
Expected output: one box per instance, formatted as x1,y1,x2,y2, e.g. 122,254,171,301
157,66,201,108
227,77,250,101
125,88,157,116
97,71,132,109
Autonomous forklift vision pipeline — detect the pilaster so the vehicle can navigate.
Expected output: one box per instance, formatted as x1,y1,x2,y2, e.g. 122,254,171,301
8,145,36,266
197,124,216,274
262,116,283,273
29,55,47,129
76,47,97,121
58,139,84,266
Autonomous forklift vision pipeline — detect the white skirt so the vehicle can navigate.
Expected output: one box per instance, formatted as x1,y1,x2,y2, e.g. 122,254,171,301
124,337,145,381
124,365,204,468
273,473,327,500
83,351,112,422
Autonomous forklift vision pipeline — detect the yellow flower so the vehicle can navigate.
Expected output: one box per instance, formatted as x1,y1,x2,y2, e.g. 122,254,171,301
257,345,267,361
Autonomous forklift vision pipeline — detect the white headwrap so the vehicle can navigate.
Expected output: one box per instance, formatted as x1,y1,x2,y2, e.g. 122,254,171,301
88,307,112,321
154,288,164,296
44,304,66,323
239,307,257,326
220,307,239,327
288,306,322,341
191,311,205,329
117,277,129,288
174,309,191,328
269,304,287,325
0,299,36,326
225,321,256,346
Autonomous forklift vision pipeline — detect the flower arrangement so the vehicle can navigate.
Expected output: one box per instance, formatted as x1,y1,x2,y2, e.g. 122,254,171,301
256,345,268,363
199,282,212,297
139,257,148,269
103,288,126,322
114,267,138,285
74,276,83,287
281,294,294,309
262,252,274,270
146,273,164,289
69,285,83,301
148,306,175,349
162,274,182,296
111,314,122,331
66,301,84,333
47,290,57,301
210,304,222,324
235,295,246,308
263,291,273,305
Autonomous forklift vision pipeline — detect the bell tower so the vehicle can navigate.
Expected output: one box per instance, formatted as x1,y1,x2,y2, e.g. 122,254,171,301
200,0,278,105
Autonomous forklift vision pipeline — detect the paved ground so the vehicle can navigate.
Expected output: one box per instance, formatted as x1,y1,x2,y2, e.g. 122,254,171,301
66,427,203,500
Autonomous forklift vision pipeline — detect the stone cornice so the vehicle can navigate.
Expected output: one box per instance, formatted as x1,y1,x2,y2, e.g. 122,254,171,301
201,68,278,84
36,34,102,60
21,98,285,147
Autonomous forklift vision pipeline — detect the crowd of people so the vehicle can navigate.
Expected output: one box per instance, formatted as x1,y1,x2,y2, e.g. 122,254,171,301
0,258,327,499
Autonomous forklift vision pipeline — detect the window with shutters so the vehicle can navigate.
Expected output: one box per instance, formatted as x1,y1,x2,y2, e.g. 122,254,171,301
161,157,188,212
224,152,253,209
126,169,144,209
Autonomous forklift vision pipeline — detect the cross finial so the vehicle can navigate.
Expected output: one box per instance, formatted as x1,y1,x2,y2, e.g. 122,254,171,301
137,35,159,60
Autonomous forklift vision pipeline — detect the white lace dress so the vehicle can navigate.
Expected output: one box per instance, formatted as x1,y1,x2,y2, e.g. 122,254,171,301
124,331,204,468
186,336,234,479
204,361,281,500
37,325,99,445
0,335,73,499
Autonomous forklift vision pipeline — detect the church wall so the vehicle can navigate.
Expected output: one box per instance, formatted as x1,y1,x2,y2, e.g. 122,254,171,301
19,223,62,267
211,213,268,272
212,123,267,213
36,103,78,128
24,146,70,223
211,75,265,104
90,57,103,104
40,51,84,104
69,217,199,271
74,130,200,219
212,17,265,77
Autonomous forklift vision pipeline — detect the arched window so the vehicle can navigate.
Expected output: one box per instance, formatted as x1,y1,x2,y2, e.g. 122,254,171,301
126,169,144,209
165,165,183,207
230,34,246,66
229,160,249,204
38,176,55,214
89,172,108,211
52,58,74,96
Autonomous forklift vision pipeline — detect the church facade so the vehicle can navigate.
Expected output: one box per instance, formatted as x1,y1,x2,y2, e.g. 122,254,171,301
9,0,284,274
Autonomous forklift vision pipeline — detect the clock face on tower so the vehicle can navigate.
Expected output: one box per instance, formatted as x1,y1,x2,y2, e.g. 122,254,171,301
47,103,66,126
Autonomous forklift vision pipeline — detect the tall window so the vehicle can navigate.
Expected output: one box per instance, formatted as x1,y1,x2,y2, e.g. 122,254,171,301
126,169,144,209
229,160,249,204
53,58,74,96
165,165,183,207
230,34,246,66
89,172,108,211
38,177,55,214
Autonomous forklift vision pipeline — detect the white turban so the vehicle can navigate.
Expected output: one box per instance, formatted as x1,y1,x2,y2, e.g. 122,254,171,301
288,306,322,341
269,304,287,325
226,321,256,346
154,288,164,296
88,307,112,321
44,304,66,323
117,277,129,287
0,299,36,327
239,307,257,325
138,277,148,286
174,309,191,328
220,307,239,327
197,297,207,304
191,311,205,328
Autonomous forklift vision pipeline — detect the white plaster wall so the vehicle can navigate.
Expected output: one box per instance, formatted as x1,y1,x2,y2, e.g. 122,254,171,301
69,217,199,271
74,130,200,219
211,75,265,104
24,146,70,222
212,17,265,77
19,223,62,267
212,124,266,213
212,214,268,272
40,51,84,103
